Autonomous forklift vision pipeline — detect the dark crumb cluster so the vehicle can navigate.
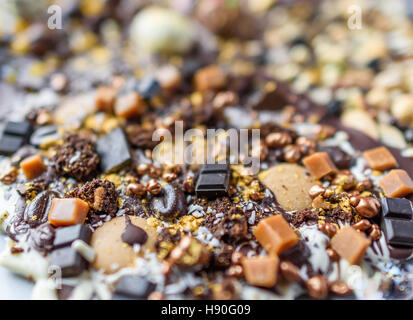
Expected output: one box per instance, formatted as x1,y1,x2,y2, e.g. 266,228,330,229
66,179,118,216
53,133,100,181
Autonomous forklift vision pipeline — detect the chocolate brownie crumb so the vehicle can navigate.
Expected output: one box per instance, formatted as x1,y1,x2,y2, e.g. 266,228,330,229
199,197,248,244
66,179,118,216
53,133,100,181
291,208,319,228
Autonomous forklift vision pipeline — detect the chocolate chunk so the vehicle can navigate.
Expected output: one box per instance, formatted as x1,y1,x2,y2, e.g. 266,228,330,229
121,215,148,246
381,198,413,220
57,284,75,300
4,121,32,140
96,127,132,174
53,224,92,249
382,219,413,247
381,197,413,248
279,240,311,268
195,163,230,199
30,223,55,253
0,135,24,156
138,77,161,100
30,125,60,147
53,133,100,181
114,275,156,299
318,146,352,169
50,246,88,277
150,183,187,220
24,190,54,227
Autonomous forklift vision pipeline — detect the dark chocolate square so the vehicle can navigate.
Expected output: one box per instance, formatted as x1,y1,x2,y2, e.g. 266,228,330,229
0,135,24,156
196,172,229,198
50,246,88,278
381,197,413,220
201,163,230,173
114,275,156,299
53,224,92,249
382,219,413,247
4,121,32,139
96,127,132,174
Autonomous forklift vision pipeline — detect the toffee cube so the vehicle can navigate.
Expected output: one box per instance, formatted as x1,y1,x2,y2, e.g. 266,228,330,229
330,226,371,265
242,255,279,288
363,146,397,171
302,152,337,180
254,215,298,255
95,86,116,114
114,92,146,119
20,154,46,179
379,169,413,198
194,65,227,92
48,198,90,227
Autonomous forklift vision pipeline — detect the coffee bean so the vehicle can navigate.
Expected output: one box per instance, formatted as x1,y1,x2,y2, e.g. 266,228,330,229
150,183,187,220
24,190,55,227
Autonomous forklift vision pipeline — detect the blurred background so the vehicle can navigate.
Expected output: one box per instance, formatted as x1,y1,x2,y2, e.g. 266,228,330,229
1,0,413,152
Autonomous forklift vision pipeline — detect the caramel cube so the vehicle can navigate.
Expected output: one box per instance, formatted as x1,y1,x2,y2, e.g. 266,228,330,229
379,169,413,198
95,86,116,114
363,146,397,171
48,198,90,227
330,226,371,265
114,92,147,119
302,152,337,180
254,215,298,255
242,255,279,288
156,65,182,91
194,65,227,92
20,154,46,180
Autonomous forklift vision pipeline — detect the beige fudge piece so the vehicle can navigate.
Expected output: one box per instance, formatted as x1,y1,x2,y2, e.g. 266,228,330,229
259,163,316,211
379,169,413,198
303,152,337,180
114,92,147,119
254,215,298,255
330,226,371,265
48,198,90,227
363,146,397,171
91,216,157,274
194,65,227,91
242,255,279,288
95,86,116,113
20,154,46,180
